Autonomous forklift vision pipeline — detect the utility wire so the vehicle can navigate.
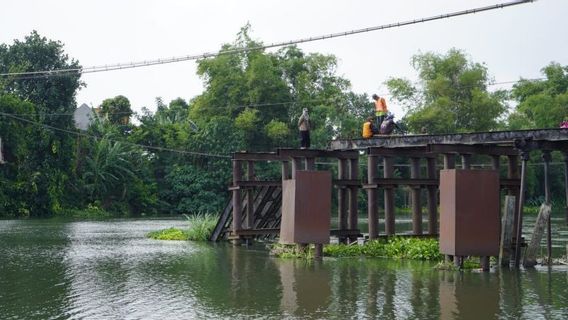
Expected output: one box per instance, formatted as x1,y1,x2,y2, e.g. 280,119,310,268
0,0,534,79
0,76,548,118
0,112,231,159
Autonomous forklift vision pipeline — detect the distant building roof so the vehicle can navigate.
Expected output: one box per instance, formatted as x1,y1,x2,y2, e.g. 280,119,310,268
74,103,95,130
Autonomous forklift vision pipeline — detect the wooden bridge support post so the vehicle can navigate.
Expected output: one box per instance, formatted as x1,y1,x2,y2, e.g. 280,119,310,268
489,155,501,267
507,155,521,231
245,161,255,230
410,157,422,235
367,155,378,239
291,157,302,179
306,157,316,170
307,157,319,250
542,150,552,265
282,161,291,180
384,156,395,236
500,195,516,267
348,158,359,241
491,155,500,171
514,151,530,268
461,154,472,170
426,157,438,235
442,153,454,262
443,154,456,170
232,160,243,238
338,159,348,242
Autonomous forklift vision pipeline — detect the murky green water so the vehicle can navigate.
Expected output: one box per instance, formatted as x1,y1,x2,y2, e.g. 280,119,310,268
1,218,567,319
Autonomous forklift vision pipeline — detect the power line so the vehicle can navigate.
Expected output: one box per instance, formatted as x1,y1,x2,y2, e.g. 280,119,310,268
0,112,231,159
0,76,548,118
0,0,534,79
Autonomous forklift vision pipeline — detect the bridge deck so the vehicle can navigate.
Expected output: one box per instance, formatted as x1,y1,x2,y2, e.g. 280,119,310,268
330,128,568,150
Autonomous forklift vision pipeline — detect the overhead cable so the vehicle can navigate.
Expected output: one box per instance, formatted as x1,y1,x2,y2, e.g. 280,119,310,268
0,112,231,159
0,0,534,79
0,76,546,118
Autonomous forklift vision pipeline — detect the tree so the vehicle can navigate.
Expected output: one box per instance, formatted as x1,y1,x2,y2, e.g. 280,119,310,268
100,95,133,125
508,62,568,129
0,95,36,217
0,31,83,216
77,118,157,214
386,49,507,134
191,25,367,150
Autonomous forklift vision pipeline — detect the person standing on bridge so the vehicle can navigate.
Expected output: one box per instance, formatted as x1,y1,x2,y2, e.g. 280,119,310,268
298,108,311,149
372,94,388,129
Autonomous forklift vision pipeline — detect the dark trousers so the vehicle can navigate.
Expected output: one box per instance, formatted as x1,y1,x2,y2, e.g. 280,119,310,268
376,115,385,131
300,130,310,148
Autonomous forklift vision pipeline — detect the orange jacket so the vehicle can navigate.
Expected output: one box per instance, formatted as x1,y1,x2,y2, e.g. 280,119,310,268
374,97,387,113
362,121,374,138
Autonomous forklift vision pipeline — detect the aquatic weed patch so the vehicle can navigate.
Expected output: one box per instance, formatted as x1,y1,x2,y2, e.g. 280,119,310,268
147,227,189,240
324,237,443,261
270,243,314,259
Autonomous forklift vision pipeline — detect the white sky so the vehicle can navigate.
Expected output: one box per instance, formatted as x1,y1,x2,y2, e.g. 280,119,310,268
2,0,567,117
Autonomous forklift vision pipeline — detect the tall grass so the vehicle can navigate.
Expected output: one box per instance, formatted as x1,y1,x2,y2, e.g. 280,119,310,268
184,213,218,241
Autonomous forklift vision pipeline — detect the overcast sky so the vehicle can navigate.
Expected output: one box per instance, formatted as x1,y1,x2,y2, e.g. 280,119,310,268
2,0,567,117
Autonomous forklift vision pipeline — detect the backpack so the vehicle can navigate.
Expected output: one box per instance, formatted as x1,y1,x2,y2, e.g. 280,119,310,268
380,117,395,134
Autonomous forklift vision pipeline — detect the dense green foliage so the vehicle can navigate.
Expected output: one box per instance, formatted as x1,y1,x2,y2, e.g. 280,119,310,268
0,31,82,217
0,30,565,218
324,238,443,261
509,63,568,129
386,49,507,134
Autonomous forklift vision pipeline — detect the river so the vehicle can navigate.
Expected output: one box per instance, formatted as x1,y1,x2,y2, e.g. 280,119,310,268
1,217,567,319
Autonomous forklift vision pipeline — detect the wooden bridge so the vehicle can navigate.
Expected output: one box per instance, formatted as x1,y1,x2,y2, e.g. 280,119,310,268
211,128,568,266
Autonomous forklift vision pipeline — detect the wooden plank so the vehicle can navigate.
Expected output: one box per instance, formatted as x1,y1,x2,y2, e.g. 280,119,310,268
499,195,516,267
523,203,552,268
330,229,361,237
231,228,280,236
278,148,359,159
333,179,361,187
256,188,283,229
363,178,439,187
367,155,378,239
229,180,282,189
232,152,282,161
210,198,233,241
367,146,433,157
429,144,519,156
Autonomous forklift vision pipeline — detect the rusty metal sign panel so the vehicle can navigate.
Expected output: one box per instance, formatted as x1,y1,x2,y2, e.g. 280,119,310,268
280,170,331,244
439,169,500,256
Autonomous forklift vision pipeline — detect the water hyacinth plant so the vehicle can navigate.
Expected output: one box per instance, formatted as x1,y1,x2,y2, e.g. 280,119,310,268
324,237,443,261
147,227,189,240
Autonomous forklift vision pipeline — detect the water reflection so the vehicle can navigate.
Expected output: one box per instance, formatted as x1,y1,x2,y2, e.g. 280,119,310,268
277,259,331,317
0,221,72,319
1,220,568,319
439,272,500,320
